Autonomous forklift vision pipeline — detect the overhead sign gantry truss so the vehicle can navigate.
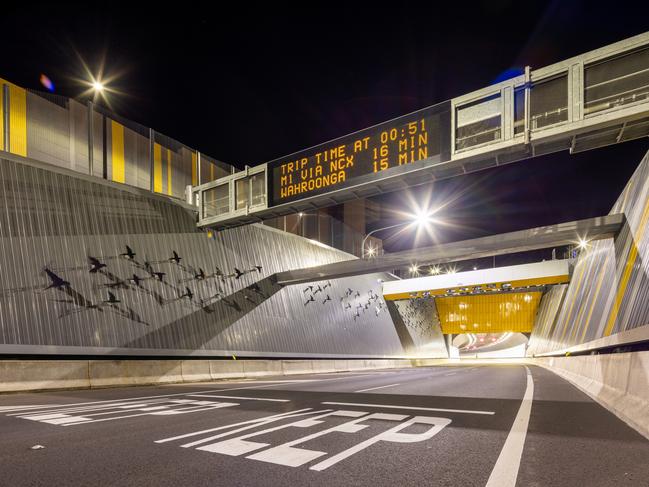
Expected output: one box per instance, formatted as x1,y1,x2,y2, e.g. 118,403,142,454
195,32,649,229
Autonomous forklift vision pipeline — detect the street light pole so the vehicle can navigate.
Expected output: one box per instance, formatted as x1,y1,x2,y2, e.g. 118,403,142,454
361,222,413,258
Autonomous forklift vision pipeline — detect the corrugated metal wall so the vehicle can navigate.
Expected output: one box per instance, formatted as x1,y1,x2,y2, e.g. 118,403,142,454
529,149,649,354
0,155,406,357
391,299,447,357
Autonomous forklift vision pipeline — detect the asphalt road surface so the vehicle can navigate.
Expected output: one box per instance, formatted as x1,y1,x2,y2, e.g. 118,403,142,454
1,364,648,486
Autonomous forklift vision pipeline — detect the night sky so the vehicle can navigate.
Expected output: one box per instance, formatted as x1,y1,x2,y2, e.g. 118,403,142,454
1,2,648,251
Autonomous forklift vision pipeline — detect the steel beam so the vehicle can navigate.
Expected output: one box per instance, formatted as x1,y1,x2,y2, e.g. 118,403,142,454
275,213,625,286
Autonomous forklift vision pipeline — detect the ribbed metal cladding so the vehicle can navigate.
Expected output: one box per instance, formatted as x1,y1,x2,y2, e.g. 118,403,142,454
391,299,447,357
529,149,649,354
0,156,404,357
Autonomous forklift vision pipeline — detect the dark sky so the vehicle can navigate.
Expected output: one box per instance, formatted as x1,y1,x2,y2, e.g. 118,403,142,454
1,2,648,250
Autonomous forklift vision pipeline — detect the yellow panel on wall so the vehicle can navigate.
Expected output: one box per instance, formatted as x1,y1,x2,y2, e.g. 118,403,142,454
111,121,125,183
153,143,162,193
9,84,27,157
0,84,4,151
435,292,542,334
167,149,172,196
191,152,197,186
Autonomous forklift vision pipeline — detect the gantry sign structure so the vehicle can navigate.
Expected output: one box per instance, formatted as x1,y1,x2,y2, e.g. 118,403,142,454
194,32,649,229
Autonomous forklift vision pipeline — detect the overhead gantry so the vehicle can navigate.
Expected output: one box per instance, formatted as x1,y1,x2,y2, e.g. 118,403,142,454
194,32,649,229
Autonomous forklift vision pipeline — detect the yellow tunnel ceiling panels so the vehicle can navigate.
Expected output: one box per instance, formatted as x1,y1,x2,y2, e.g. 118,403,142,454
436,292,542,334
382,260,570,301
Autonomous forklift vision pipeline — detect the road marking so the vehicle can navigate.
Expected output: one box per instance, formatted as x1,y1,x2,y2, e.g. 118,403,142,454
182,410,333,448
485,366,534,487
188,394,290,403
310,415,451,471
155,408,316,444
321,401,494,415
354,383,401,392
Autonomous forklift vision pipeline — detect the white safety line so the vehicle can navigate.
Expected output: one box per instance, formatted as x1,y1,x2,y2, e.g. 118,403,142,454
485,366,534,487
4,389,221,415
188,394,290,403
155,409,315,443
354,383,401,393
321,401,494,415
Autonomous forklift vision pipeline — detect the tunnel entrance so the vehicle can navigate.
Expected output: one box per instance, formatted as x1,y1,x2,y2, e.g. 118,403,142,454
451,332,528,358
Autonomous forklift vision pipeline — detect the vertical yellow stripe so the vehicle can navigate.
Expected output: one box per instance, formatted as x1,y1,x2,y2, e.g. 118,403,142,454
558,261,588,342
9,85,26,157
167,149,172,196
0,84,4,152
110,121,125,183
191,152,197,186
210,163,214,181
153,143,162,193
604,197,649,336
580,254,610,342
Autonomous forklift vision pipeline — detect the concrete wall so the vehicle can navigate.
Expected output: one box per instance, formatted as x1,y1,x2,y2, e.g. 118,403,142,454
530,149,649,355
0,156,408,358
0,358,413,393
389,298,448,357
536,352,649,439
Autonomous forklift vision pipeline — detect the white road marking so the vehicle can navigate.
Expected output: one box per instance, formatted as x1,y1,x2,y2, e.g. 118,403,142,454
485,366,534,487
354,383,401,392
310,415,451,471
321,401,494,415
182,410,332,448
197,410,363,457
188,394,290,403
155,408,316,444
4,390,222,415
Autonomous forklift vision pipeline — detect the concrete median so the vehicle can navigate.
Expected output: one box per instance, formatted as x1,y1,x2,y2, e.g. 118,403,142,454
537,352,649,439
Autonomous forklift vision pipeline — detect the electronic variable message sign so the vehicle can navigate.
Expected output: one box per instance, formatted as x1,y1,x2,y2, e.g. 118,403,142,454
268,102,450,207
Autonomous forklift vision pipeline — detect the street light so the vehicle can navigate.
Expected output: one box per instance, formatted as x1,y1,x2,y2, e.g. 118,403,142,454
361,209,436,258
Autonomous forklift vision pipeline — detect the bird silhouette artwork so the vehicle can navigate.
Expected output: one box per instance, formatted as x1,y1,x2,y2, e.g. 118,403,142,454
120,245,136,260
304,295,315,306
314,285,323,294
355,291,360,298
344,303,351,310
346,288,353,296
253,265,263,273
304,285,314,294
169,251,182,264
194,268,206,281
354,311,360,320
322,294,331,304
44,268,70,290
88,256,107,274
323,281,331,289
104,291,120,305
181,287,194,300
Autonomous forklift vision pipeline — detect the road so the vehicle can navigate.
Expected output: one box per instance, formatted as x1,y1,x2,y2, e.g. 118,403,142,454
1,364,648,486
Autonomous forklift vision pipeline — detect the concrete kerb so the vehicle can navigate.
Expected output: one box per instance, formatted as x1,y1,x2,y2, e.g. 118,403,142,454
0,360,90,392
536,352,649,440
89,360,184,388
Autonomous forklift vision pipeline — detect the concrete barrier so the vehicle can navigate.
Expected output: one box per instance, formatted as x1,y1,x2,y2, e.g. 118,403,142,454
180,360,212,382
0,360,90,392
89,360,183,388
0,357,424,393
282,360,314,375
209,360,245,380
537,352,649,439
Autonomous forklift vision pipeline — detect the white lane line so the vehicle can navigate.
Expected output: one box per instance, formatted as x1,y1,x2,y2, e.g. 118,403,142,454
443,372,458,376
4,389,222,415
155,408,316,443
321,401,494,415
485,366,534,487
354,383,401,393
188,394,290,403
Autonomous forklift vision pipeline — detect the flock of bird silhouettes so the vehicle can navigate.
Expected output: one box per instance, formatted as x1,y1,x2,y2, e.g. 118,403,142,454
399,296,436,335
302,282,385,320
42,245,264,322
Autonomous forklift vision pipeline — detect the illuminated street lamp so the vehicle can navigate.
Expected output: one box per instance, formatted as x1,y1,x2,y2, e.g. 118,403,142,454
361,209,435,259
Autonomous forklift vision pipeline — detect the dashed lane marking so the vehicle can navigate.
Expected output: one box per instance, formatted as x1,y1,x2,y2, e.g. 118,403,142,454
354,383,401,392
321,401,495,415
